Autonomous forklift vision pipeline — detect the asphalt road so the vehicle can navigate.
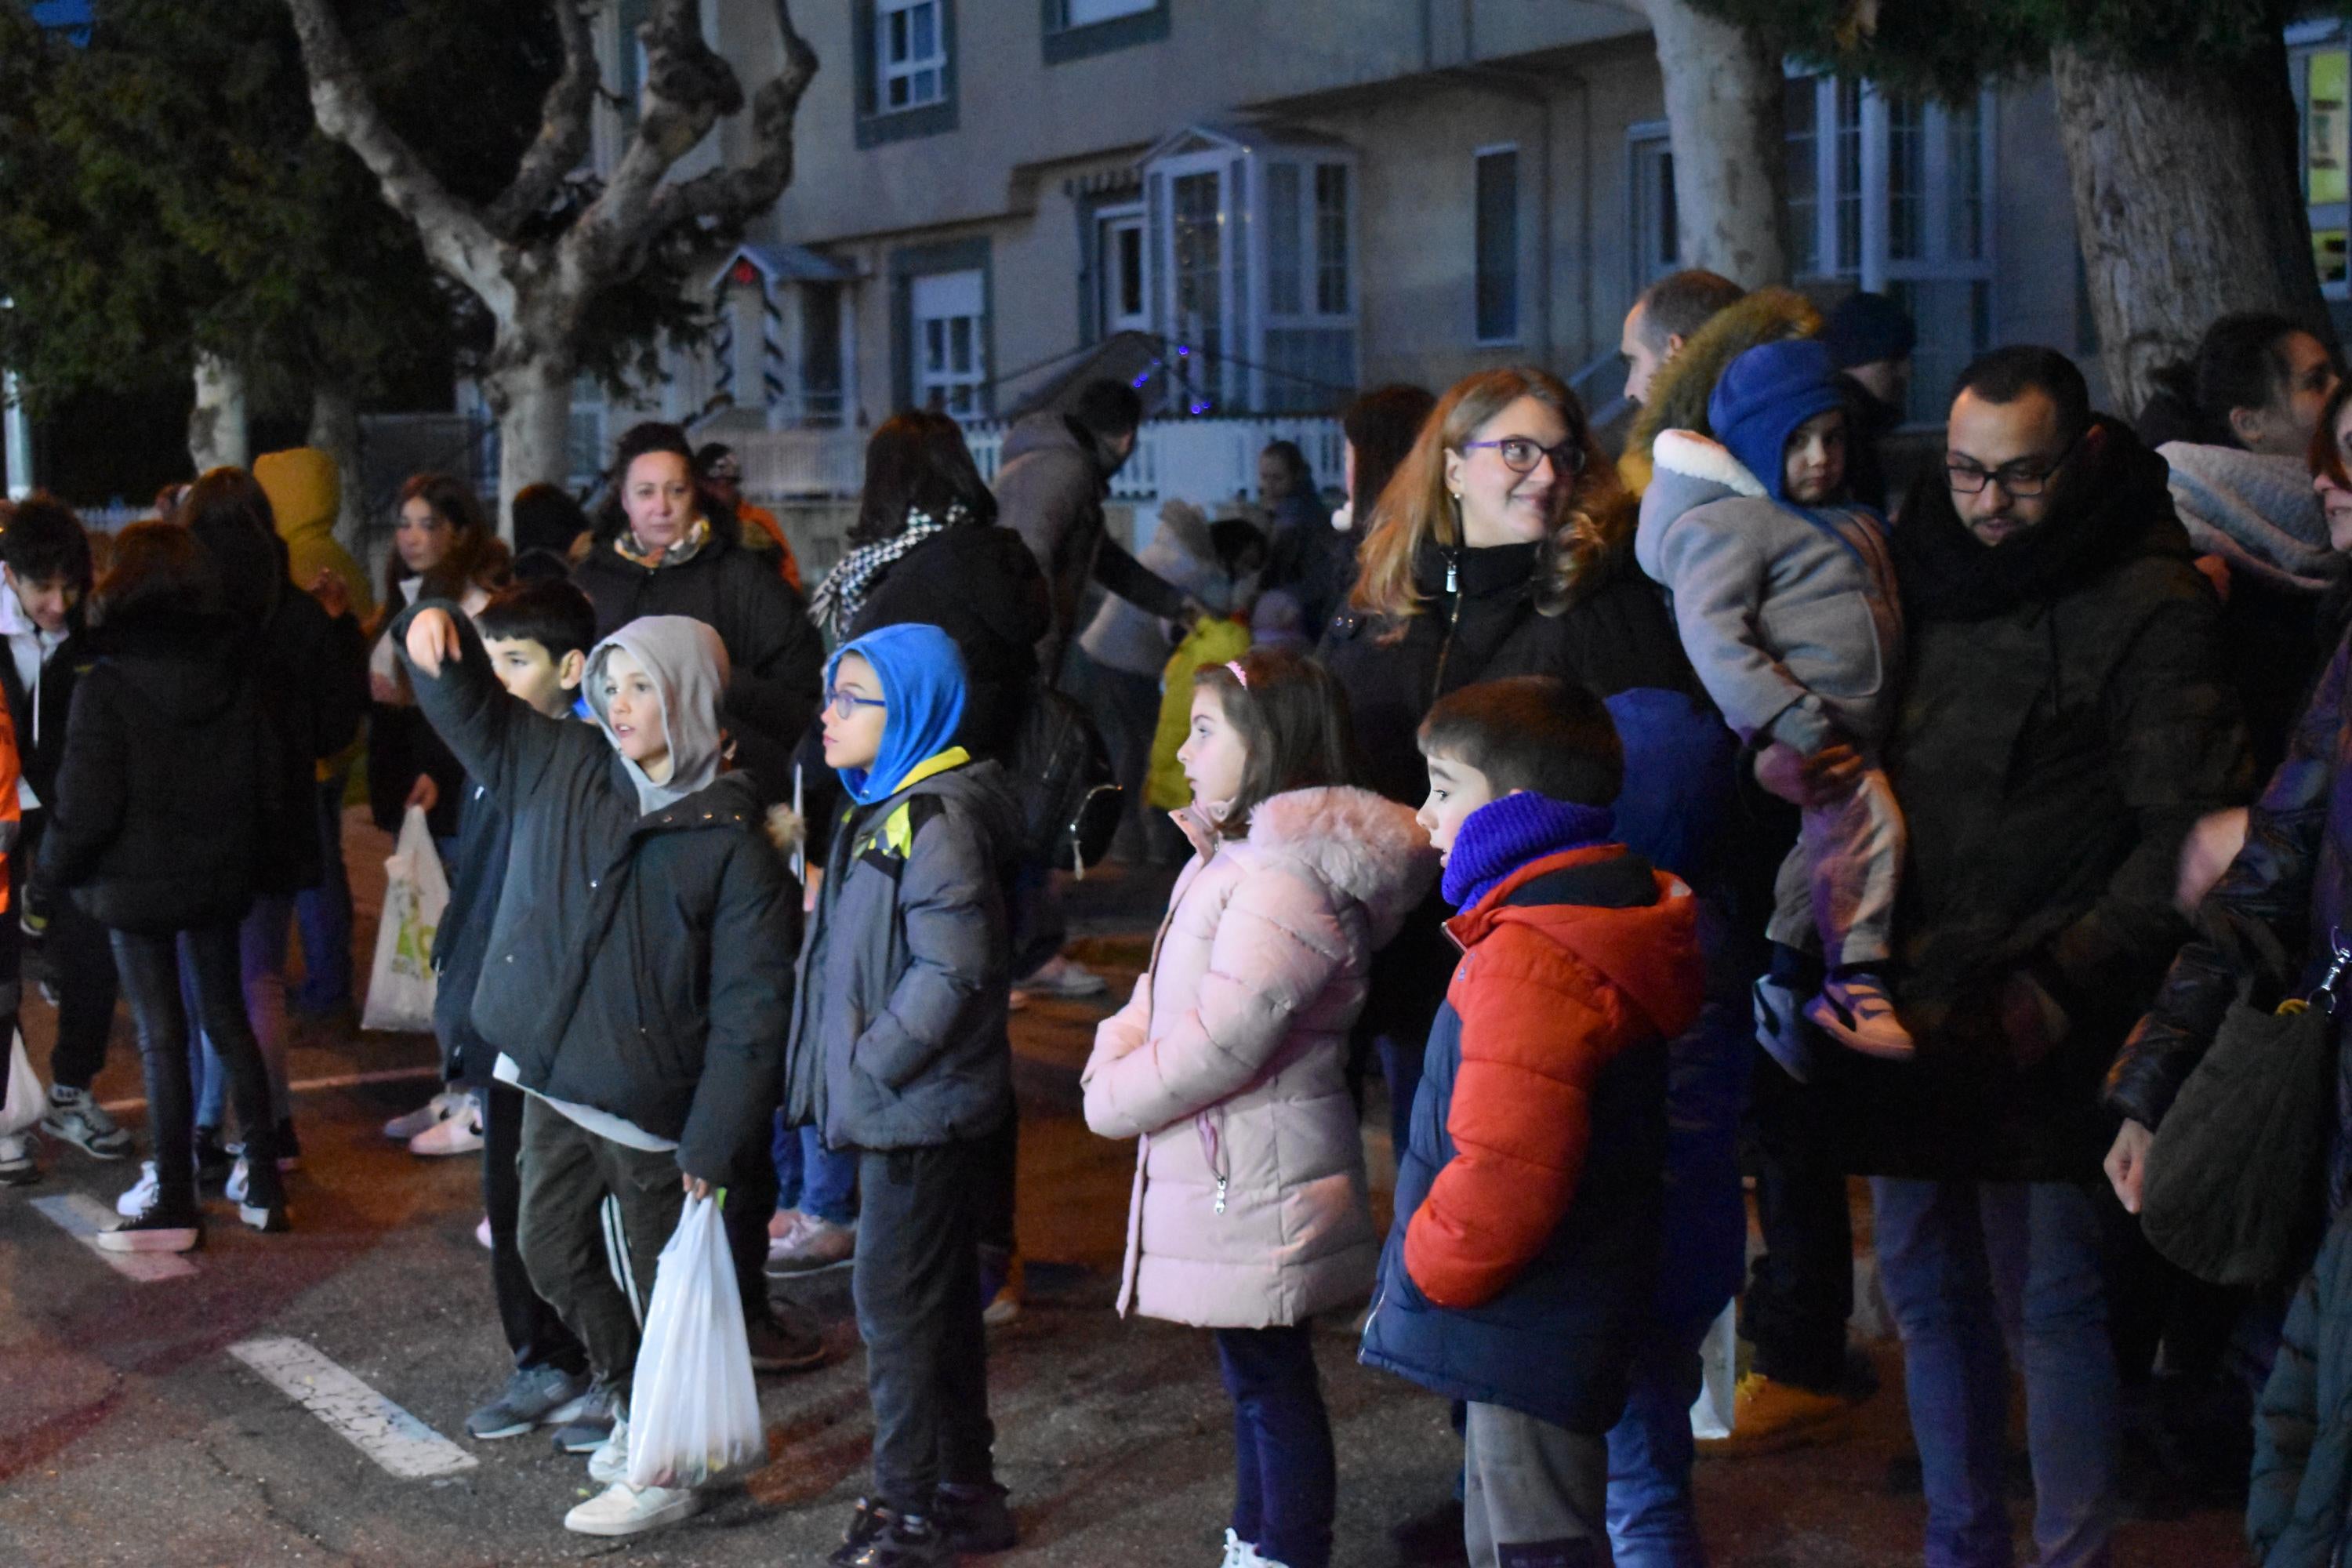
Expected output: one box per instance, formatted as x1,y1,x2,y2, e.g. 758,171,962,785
0,813,2249,1566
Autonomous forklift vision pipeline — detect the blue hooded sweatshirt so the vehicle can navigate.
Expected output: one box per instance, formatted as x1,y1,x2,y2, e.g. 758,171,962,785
825,622,971,805
1708,338,1847,505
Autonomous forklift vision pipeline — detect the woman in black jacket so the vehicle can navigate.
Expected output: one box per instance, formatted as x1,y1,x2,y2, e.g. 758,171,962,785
575,422,824,799
34,522,287,1249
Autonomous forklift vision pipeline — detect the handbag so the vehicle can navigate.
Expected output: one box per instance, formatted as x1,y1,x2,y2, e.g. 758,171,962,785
2139,926,2345,1289
1007,684,1122,877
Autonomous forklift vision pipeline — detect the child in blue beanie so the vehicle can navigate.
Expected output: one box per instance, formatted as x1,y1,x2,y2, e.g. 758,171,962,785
785,621,1025,1567
1631,336,1913,1062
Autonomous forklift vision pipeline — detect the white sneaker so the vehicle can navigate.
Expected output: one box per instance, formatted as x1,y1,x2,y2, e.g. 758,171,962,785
562,1480,702,1537
0,1129,35,1185
1219,1530,1281,1567
383,1089,466,1142
1015,954,1108,999
475,1214,493,1250
116,1160,162,1217
1753,974,1819,1084
588,1414,631,1487
408,1097,484,1156
1806,971,1916,1060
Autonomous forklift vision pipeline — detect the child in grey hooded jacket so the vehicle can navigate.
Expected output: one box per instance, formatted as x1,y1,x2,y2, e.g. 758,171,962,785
1634,337,1911,1061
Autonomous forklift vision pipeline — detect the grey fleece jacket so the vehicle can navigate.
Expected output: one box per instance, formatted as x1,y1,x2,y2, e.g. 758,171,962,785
1634,429,1903,753
785,756,1023,1152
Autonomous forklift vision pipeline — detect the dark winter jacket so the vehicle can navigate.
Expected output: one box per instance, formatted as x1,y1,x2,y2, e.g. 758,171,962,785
35,609,267,935
1359,845,1702,1433
1836,373,1903,515
246,579,368,895
1826,419,2252,1182
2250,1203,2352,1566
396,601,796,1181
0,612,84,817
431,772,514,1090
786,754,1022,1152
574,527,825,792
993,411,1191,680
2109,627,2352,1206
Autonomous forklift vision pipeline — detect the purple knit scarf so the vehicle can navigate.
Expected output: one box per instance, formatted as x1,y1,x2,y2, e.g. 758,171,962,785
1442,792,1617,909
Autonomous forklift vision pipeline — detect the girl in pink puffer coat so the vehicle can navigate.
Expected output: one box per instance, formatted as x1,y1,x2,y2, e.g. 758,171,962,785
1083,648,1436,1568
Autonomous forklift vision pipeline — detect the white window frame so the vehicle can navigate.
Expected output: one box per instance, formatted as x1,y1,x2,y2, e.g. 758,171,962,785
1095,201,1151,337
909,268,985,417
877,0,947,114
1472,142,1522,346
1626,120,1677,293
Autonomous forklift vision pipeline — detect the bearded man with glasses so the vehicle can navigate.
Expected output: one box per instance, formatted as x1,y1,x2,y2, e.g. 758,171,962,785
1789,343,2253,1567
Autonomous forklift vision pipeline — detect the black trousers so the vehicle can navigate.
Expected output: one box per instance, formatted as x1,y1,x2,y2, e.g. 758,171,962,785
1741,1047,1854,1392
114,923,281,1210
515,1098,682,1390
722,1112,782,1323
481,1081,587,1376
13,811,122,1092
853,1139,996,1514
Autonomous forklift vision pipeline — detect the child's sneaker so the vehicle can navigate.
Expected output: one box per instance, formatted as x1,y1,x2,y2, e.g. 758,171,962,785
552,1382,622,1456
0,1129,38,1185
1696,1371,1854,1455
931,1481,1017,1554
1806,971,1915,1060
1012,954,1108,1000
746,1306,828,1373
766,1213,855,1275
115,1160,162,1217
586,1414,630,1486
562,1480,702,1537
98,1191,202,1253
41,1085,132,1160
407,1098,484,1156
1220,1530,1284,1567
1752,974,1819,1084
828,1500,952,1567
467,1364,594,1441
383,1089,467,1142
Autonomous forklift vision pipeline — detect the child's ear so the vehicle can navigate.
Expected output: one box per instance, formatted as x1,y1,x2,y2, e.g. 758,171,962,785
559,649,587,691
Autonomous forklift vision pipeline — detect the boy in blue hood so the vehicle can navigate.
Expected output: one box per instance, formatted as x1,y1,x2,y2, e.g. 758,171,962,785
1633,336,1912,1064
786,622,1023,1568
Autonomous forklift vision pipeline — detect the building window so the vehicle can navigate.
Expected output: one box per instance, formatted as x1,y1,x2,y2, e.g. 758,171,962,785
1628,122,1677,290
1095,203,1149,336
1784,74,1996,423
1474,146,1520,343
1043,0,1167,63
1314,165,1351,314
2294,25,2352,298
879,0,946,111
910,269,985,416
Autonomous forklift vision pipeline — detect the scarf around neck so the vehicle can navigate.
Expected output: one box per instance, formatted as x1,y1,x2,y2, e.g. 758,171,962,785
612,515,713,572
808,503,964,640
1442,790,1617,909
2158,441,2342,595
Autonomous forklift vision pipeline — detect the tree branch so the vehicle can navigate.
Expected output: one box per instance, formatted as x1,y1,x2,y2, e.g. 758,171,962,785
483,0,600,239
281,0,513,318
652,1,819,229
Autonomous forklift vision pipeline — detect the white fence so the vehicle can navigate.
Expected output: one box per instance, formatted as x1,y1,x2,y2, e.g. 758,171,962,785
736,415,1347,515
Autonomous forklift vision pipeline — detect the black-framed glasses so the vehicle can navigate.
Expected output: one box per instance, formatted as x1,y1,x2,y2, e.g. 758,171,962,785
825,688,887,720
1461,437,1588,477
1945,431,2080,498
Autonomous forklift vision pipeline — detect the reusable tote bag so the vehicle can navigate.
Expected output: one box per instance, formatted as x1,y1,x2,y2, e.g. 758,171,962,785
361,805,448,1033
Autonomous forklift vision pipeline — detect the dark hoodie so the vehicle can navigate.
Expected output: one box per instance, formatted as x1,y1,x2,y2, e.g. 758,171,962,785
394,600,796,1181
36,607,266,935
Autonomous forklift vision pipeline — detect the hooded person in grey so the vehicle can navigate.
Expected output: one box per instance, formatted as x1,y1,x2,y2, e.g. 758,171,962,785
583,614,731,817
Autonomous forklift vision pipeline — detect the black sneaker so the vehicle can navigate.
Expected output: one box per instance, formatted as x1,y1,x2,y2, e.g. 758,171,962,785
827,1501,951,1568
932,1481,1017,1554
549,1379,622,1454
193,1126,234,1185
467,1363,594,1441
226,1117,301,1174
98,1193,202,1253
746,1305,827,1374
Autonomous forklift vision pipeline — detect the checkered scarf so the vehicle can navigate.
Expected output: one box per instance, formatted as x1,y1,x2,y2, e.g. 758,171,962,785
808,503,963,640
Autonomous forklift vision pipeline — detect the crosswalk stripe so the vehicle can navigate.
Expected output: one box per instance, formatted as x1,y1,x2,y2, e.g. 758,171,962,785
100,1063,441,1116
228,1336,478,1479
28,1193,198,1282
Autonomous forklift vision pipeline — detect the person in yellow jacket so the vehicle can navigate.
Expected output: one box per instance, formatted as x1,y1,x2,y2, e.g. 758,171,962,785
1146,615,1252,812
254,448,375,623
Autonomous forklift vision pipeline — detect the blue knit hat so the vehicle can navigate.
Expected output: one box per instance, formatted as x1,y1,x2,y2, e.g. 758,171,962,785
1708,339,1846,503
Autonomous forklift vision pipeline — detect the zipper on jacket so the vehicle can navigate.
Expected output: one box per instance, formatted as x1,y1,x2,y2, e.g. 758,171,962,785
1429,546,1466,701
1196,1109,1229,1215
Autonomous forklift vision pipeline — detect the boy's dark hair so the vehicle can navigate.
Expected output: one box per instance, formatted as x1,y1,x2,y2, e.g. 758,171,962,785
1417,676,1623,806
851,409,1000,546
477,579,598,663
1190,647,1356,834
1635,269,1748,347
1953,345,2092,446
1071,378,1145,441
94,520,220,626
0,493,94,592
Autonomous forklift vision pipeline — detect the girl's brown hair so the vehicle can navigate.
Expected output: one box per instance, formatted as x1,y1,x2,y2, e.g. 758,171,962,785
1189,647,1356,835
1348,366,1632,636
94,521,220,626
2312,376,2352,489
386,472,507,614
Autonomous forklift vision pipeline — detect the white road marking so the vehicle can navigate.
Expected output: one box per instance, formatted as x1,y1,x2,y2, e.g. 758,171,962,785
100,1063,441,1116
28,1192,198,1282
228,1336,478,1480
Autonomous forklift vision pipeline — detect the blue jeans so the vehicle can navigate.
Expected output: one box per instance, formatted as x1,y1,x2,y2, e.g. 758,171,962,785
187,895,294,1132
771,1116,857,1225
1606,1310,1714,1567
292,770,354,1015
1872,1178,2119,1568
1214,1324,1335,1568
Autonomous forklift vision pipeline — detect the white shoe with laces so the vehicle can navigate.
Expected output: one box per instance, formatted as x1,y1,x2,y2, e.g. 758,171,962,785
588,1414,631,1487
382,1089,467,1142
116,1160,162,1217
562,1479,702,1537
408,1098,484,1156
1014,954,1108,999
1219,1530,1282,1567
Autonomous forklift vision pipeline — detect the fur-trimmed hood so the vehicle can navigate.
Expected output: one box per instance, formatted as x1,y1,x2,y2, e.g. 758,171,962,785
1246,785,1438,946
1621,288,1821,493
1634,430,1769,586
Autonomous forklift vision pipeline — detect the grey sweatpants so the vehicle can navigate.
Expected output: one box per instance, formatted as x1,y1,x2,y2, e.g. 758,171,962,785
1766,761,1904,970
1463,1401,1608,1568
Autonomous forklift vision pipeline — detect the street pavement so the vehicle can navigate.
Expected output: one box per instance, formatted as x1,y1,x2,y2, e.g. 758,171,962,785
0,813,2249,1565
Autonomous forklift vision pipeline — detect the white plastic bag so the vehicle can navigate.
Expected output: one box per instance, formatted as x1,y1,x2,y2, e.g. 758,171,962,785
1689,1298,1740,1440
1,1028,43,1135
626,1192,764,1490
361,805,448,1033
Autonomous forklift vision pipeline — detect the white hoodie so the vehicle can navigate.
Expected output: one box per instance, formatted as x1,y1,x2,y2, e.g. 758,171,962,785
0,579,67,811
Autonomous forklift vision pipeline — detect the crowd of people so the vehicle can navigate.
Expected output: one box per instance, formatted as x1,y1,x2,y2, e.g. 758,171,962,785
5,274,2352,1568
